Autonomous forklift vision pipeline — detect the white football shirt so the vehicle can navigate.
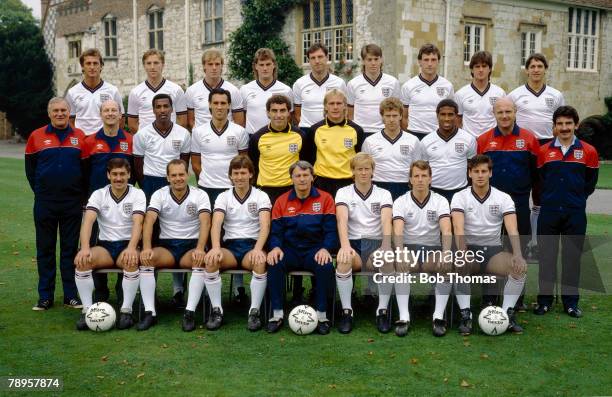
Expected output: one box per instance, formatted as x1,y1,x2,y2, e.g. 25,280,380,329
185,79,244,128
133,122,191,177
191,121,249,188
392,191,450,246
450,186,515,246
400,75,454,135
422,128,477,190
127,79,187,129
292,73,346,128
66,80,124,135
361,130,424,183
86,185,146,242
214,187,272,240
508,84,565,140
335,184,393,240
240,79,293,134
347,73,401,134
148,186,211,240
455,83,506,138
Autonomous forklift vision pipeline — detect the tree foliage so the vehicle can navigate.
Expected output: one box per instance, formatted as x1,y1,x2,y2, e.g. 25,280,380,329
227,0,303,86
0,0,54,138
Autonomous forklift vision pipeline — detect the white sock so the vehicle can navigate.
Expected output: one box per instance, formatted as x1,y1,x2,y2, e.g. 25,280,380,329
395,273,410,322
234,274,244,294
75,270,94,313
249,272,267,311
139,267,156,316
317,311,327,321
204,270,223,313
272,309,284,320
530,206,540,246
186,268,206,311
502,275,527,312
454,282,471,310
121,270,139,313
172,273,184,294
377,272,393,312
335,270,353,311
433,279,452,320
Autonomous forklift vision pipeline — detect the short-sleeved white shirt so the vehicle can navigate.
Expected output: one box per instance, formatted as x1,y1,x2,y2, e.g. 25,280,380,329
450,186,516,246
86,185,146,242
191,121,249,188
148,186,211,240
292,73,346,128
185,79,244,128
455,83,506,138
335,184,393,240
361,130,424,183
346,73,401,134
65,80,124,135
127,79,187,129
393,191,450,246
508,84,565,140
422,128,477,190
400,75,454,135
133,122,191,177
213,187,272,240
240,80,293,134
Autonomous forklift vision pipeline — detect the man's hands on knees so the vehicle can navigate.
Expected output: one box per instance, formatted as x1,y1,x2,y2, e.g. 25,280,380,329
140,248,154,266
191,247,206,268
204,247,222,267
267,247,284,266
314,248,332,265
248,248,267,267
119,247,139,269
74,248,92,270
337,246,355,266
511,255,527,276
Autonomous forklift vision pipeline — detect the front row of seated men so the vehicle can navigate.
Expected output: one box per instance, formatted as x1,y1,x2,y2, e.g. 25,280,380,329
74,153,527,336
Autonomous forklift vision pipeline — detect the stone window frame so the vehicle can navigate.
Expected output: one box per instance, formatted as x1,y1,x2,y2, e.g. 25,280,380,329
299,0,354,65
68,37,82,60
102,14,118,59
203,0,224,45
148,5,164,51
519,23,545,68
567,6,599,72
463,22,485,65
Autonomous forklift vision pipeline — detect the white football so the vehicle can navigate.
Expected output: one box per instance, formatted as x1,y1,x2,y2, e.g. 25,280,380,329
478,305,509,336
288,305,318,335
85,302,116,332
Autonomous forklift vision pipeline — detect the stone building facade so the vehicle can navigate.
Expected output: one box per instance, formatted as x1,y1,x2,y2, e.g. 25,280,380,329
43,0,611,117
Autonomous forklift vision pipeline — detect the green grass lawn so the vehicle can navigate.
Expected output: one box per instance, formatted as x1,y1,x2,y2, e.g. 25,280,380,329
1,158,611,396
597,163,612,189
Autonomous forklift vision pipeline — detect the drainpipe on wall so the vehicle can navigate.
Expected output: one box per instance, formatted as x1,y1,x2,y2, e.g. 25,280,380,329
133,0,138,84
444,0,451,77
185,0,191,84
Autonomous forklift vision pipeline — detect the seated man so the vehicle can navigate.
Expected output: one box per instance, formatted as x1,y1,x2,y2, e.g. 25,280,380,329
203,155,272,332
73,158,145,330
335,153,393,334
392,160,452,337
266,161,338,334
450,154,527,335
139,159,212,331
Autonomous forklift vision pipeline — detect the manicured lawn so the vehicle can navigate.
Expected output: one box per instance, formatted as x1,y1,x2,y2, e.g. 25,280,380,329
597,163,612,189
1,158,611,396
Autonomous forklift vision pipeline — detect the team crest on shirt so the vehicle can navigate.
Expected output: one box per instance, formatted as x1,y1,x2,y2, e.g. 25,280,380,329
455,143,465,154
344,138,353,148
70,137,79,146
574,150,583,160
489,204,500,216
186,203,197,217
436,87,446,97
545,97,555,109
123,202,133,216
312,202,321,212
515,139,525,149
400,145,410,155
99,93,111,103
172,140,181,151
247,202,258,215
489,97,498,106
288,143,298,153
120,142,129,151
381,87,391,97
371,202,381,215
226,136,237,146
427,210,437,222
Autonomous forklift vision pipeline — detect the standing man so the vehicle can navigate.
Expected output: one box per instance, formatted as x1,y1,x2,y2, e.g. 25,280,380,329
240,48,293,135
421,99,476,204
185,49,245,130
293,43,346,135
25,97,87,310
400,44,454,140
266,161,338,334
509,53,565,257
455,51,506,138
535,106,598,318
66,48,124,135
127,49,188,132
249,94,307,203
346,44,401,135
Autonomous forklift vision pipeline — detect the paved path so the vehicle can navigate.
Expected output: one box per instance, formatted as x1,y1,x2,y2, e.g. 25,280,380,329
0,140,610,214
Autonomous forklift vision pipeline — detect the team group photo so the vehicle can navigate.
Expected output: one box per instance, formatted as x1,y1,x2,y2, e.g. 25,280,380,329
1,0,611,395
